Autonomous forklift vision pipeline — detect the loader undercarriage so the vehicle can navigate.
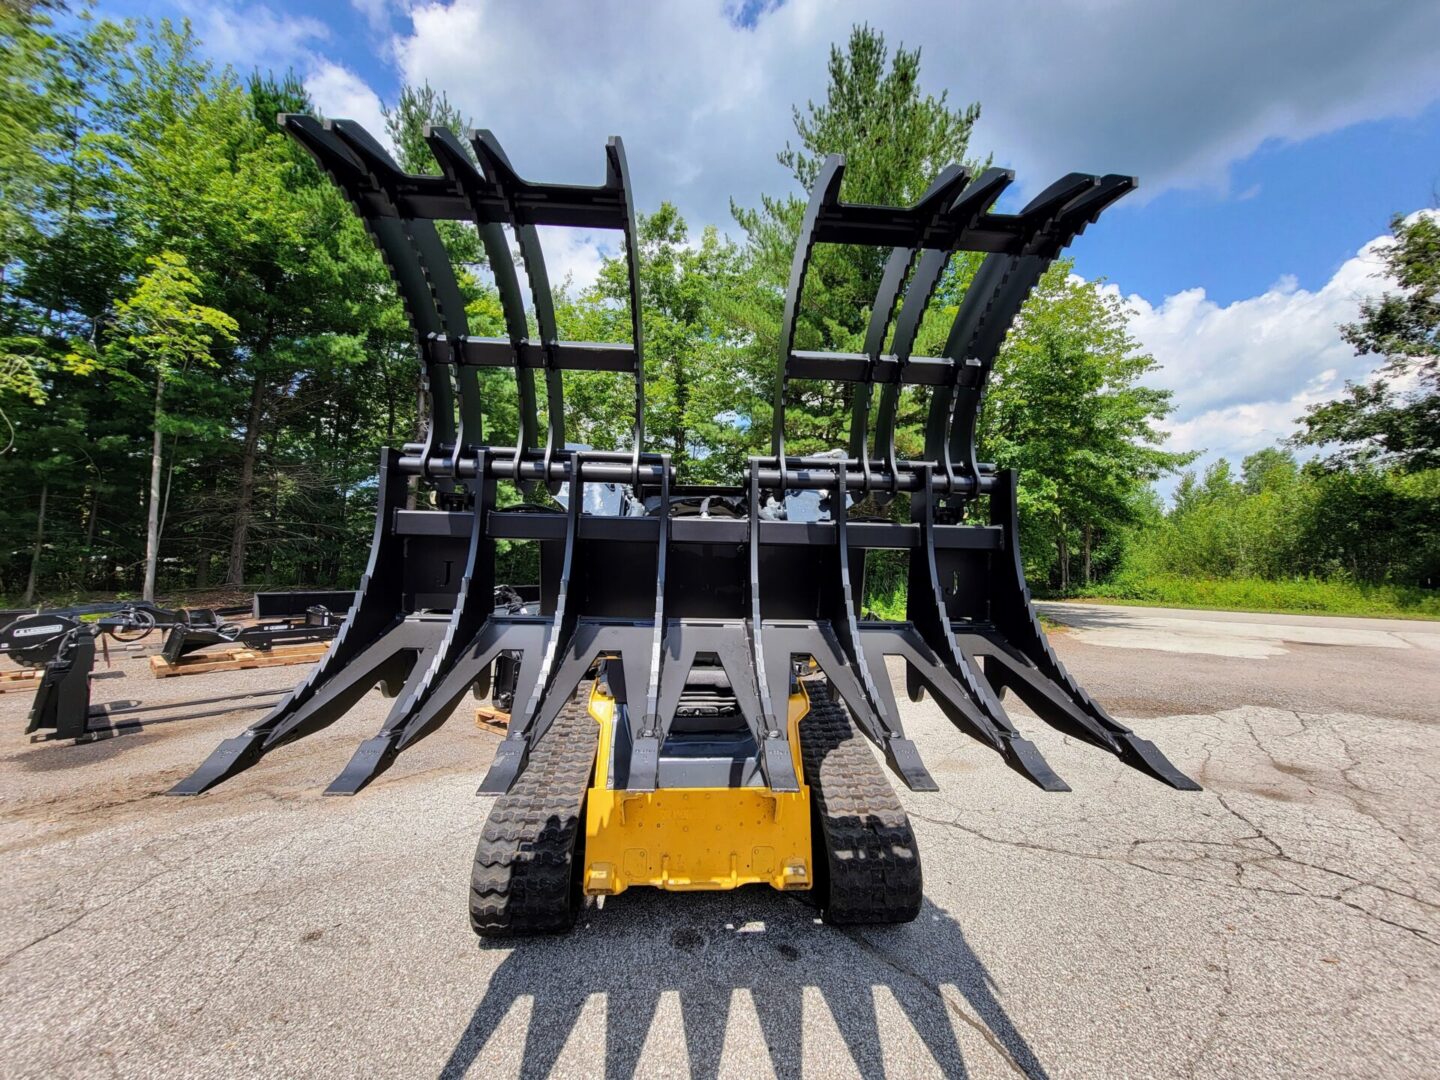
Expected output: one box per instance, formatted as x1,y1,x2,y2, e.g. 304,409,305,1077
170,113,1198,934
471,671,922,935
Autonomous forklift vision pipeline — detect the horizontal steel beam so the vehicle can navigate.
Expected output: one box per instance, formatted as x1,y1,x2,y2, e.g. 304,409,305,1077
787,351,956,386
427,335,637,373
396,449,999,494
393,508,1003,551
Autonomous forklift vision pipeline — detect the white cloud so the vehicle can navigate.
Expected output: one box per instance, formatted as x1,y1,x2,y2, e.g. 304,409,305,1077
339,0,1440,233
1115,222,1418,484
304,61,391,150
175,1,330,72
1121,234,1391,417
350,0,395,35
536,229,617,295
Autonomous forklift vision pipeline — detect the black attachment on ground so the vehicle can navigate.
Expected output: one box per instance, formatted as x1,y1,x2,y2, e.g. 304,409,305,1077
3,601,215,668
160,607,340,664
24,623,290,743
26,627,98,740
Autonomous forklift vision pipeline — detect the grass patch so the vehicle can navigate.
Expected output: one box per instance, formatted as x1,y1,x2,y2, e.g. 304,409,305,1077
864,572,1440,621
1063,574,1440,620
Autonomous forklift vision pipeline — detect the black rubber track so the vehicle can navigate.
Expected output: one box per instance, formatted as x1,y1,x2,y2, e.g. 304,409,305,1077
800,679,923,925
469,686,598,937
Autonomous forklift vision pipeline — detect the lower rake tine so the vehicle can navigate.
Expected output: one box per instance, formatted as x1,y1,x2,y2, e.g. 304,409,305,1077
326,729,409,796
926,689,1069,793
976,637,1196,789
478,737,528,795
882,735,939,793
974,643,1122,755
796,622,933,791
475,650,545,794
167,730,268,795
1114,733,1201,791
897,634,1069,792
997,734,1070,793
853,644,937,792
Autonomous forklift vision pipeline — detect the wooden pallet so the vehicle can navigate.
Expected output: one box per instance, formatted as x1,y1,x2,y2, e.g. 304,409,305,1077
475,706,510,733
0,667,42,694
150,641,330,677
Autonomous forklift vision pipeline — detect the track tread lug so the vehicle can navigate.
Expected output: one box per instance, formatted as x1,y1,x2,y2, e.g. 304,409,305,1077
469,687,598,937
800,679,923,926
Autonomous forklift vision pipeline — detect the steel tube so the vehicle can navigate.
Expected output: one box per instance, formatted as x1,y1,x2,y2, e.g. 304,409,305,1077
753,467,995,494
756,454,997,475
397,454,670,485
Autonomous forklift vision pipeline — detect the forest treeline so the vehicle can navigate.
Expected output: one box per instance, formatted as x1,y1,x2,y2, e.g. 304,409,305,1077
2,7,1437,615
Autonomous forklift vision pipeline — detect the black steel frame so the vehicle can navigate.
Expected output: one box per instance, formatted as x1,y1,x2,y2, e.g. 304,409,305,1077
172,118,1196,798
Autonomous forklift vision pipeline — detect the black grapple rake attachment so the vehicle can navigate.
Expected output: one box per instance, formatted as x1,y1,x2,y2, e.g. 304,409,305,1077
170,116,1197,801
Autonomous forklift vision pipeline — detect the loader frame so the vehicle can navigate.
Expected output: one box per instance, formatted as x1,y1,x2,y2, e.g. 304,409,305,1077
172,116,1196,807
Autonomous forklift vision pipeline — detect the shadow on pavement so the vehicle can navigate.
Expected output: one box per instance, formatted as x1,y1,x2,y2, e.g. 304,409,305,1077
1034,602,1153,632
440,892,1049,1080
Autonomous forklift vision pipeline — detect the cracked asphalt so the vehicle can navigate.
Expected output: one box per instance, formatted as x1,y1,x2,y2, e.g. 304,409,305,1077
1,603,1437,1078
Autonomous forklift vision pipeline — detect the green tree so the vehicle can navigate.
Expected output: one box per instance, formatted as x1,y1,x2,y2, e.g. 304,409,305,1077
729,24,982,454
563,204,752,480
979,265,1192,587
1294,211,1439,471
104,252,236,598
0,1,64,281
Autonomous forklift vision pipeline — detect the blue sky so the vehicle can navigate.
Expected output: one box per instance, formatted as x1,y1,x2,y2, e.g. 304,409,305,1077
77,0,1440,483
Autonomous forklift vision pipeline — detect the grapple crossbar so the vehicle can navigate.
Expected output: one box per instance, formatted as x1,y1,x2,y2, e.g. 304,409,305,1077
171,118,1197,798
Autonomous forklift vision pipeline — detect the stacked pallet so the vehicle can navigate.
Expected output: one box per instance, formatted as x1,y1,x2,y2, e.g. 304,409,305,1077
0,668,42,694
150,641,329,677
474,706,509,733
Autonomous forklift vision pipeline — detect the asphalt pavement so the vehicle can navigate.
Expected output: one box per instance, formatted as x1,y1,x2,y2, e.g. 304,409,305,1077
1,603,1436,1078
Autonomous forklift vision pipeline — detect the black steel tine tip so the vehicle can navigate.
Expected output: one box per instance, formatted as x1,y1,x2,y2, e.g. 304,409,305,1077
324,735,398,796
1117,733,1202,791
885,737,939,793
1001,735,1070,792
477,738,527,794
165,732,267,795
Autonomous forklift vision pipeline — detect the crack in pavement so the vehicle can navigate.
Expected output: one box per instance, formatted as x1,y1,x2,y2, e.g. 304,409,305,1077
909,790,1439,950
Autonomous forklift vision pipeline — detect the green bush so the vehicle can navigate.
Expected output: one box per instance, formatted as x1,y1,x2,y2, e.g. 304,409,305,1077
1077,573,1440,619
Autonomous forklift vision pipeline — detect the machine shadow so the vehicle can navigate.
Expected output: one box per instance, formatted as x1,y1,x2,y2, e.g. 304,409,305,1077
440,892,1050,1080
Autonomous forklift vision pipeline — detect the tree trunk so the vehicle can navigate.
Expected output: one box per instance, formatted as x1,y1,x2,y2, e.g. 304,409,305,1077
225,373,267,586
1056,523,1070,592
673,352,687,470
21,480,48,607
1082,524,1093,586
143,373,164,601
262,470,279,582
82,484,101,586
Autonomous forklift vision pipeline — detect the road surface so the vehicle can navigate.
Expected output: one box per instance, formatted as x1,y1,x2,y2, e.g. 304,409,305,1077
1,603,1436,1078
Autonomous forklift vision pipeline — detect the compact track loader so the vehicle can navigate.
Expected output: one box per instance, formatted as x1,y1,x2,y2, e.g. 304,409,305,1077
172,117,1198,934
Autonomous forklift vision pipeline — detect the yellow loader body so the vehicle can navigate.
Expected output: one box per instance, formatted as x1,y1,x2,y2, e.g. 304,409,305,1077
582,680,813,897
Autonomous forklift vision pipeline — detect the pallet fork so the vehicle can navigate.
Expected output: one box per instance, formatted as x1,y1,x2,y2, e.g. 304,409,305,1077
171,117,1198,932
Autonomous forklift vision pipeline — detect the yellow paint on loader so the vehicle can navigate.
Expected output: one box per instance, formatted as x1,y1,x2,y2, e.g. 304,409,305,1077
583,680,812,896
